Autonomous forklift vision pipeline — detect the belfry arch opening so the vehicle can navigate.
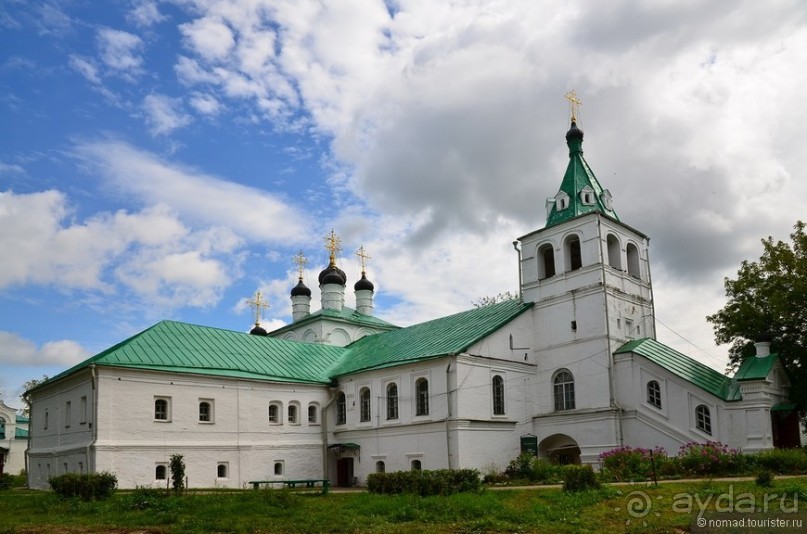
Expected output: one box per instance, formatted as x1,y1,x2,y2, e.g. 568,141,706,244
538,243,555,279
564,235,582,272
606,234,621,270
626,242,641,278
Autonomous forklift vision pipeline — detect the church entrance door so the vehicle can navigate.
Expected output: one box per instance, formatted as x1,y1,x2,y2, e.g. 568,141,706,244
336,458,354,487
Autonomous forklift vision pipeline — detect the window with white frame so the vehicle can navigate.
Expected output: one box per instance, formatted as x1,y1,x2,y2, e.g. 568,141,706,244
154,397,170,421
647,381,662,409
336,392,346,425
415,378,429,416
308,404,319,425
268,402,282,424
386,383,399,420
411,459,422,471
217,463,228,478
553,370,575,411
155,464,167,480
492,375,505,415
359,387,371,422
199,400,213,423
376,461,385,473
696,405,712,435
288,402,300,425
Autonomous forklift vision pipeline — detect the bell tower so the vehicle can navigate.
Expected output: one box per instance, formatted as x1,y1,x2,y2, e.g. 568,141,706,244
516,93,655,453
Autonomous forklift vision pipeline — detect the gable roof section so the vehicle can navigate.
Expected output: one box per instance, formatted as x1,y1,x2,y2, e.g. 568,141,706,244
733,354,779,381
330,299,533,377
40,320,347,388
615,338,741,401
269,305,399,336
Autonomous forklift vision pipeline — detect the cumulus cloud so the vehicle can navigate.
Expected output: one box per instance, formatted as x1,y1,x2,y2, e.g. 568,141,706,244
0,189,242,308
97,27,144,75
73,139,311,244
68,54,101,84
142,93,192,135
0,331,90,367
127,0,167,27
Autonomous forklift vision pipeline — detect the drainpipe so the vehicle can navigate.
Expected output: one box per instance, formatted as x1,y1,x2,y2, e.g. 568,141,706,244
87,365,97,475
321,388,339,480
512,241,523,301
445,354,457,469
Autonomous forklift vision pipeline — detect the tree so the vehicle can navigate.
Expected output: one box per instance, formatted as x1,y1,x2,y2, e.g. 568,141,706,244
170,454,185,494
707,221,807,409
472,291,519,308
19,375,49,417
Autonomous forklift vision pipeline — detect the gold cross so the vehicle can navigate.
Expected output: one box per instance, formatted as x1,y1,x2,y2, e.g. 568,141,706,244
292,251,308,280
247,290,269,326
355,245,371,274
564,90,582,123
324,229,341,266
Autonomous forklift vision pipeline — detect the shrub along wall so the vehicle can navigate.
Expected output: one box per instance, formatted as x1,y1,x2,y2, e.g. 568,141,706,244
367,469,481,496
49,472,118,500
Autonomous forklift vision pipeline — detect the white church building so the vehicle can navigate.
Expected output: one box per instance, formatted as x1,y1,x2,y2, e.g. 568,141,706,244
25,111,799,490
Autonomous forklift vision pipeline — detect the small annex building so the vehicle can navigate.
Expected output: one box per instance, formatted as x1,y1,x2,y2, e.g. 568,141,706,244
0,400,29,476
26,109,799,490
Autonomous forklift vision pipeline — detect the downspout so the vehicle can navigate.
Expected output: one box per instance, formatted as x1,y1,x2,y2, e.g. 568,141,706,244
645,237,656,339
445,354,457,469
89,365,98,473
321,388,339,480
597,218,623,447
512,241,523,301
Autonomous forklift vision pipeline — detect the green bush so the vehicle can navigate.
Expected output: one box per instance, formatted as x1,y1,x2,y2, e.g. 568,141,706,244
0,473,12,490
755,470,775,488
598,446,668,481
48,472,117,500
531,458,563,483
504,453,534,480
170,453,185,494
562,465,600,492
752,448,807,474
367,469,481,496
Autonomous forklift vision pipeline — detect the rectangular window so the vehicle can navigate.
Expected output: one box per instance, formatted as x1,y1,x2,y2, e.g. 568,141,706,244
44,410,49,430
80,396,87,424
625,318,634,339
64,401,71,428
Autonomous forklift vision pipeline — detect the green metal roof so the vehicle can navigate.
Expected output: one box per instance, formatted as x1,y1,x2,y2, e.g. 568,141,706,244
41,320,347,387
15,427,28,439
615,338,741,401
330,299,533,376
15,414,28,424
733,354,778,381
269,306,399,336
545,121,619,228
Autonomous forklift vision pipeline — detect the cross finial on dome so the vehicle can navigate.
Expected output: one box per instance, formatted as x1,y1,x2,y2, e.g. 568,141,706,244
356,245,371,275
564,90,582,123
293,250,308,281
247,289,269,326
324,229,341,266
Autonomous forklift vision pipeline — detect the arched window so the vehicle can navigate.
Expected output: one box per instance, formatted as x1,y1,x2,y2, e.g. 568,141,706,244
386,383,399,420
217,464,227,478
155,465,167,480
274,462,284,476
336,392,346,425
0,417,5,440
647,381,661,409
564,235,582,272
538,244,556,279
553,370,575,411
199,401,211,422
154,398,169,421
268,402,281,424
606,234,621,270
626,243,641,278
492,375,505,415
696,405,712,435
376,461,385,473
360,387,371,422
308,404,318,424
415,378,429,416
288,404,298,424
411,459,422,471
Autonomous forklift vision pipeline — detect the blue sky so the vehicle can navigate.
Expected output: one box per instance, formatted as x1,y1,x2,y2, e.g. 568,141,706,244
2,0,807,408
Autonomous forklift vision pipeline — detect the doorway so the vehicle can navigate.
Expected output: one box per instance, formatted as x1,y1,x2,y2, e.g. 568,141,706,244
336,457,354,487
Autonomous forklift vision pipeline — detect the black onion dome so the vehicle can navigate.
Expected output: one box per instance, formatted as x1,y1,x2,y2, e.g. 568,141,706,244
354,273,374,291
318,264,347,286
291,279,312,297
249,324,268,336
565,120,584,142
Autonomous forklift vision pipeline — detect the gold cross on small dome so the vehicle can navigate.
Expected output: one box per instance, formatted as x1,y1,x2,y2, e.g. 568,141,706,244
564,90,582,123
247,290,269,326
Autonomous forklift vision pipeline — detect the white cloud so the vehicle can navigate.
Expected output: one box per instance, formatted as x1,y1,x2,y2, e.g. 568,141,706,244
97,27,144,74
0,160,24,175
68,54,101,84
180,16,235,62
73,139,311,244
189,92,222,115
0,331,90,367
127,0,167,28
142,93,192,135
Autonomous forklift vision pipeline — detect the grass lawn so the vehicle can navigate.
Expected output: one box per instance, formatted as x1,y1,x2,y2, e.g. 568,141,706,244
1,479,806,533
